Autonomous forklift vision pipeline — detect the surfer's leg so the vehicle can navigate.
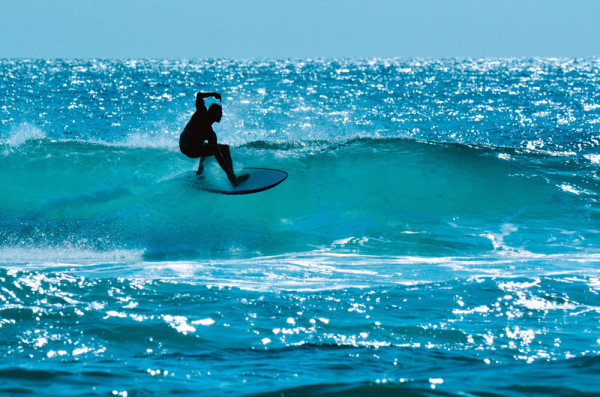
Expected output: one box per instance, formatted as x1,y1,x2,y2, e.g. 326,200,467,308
214,144,236,180
215,144,249,187
181,134,212,177
213,144,234,178
196,157,206,175
219,144,233,171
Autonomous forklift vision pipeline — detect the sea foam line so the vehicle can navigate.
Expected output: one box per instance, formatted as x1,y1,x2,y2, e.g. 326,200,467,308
12,249,593,291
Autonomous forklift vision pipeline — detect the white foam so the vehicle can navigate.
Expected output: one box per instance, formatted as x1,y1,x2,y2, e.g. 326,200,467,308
559,183,594,196
3,123,46,147
122,131,179,150
0,246,144,266
585,154,600,164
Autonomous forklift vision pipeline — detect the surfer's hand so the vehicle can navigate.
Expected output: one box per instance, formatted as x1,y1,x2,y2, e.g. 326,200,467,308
214,93,222,101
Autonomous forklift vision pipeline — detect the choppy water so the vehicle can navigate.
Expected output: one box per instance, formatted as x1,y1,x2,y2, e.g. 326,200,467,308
1,58,600,395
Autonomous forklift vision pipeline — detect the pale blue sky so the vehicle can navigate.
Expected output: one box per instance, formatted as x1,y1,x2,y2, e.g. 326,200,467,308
1,0,599,58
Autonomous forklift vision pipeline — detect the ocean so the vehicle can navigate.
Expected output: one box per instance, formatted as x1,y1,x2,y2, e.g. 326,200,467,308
1,58,599,396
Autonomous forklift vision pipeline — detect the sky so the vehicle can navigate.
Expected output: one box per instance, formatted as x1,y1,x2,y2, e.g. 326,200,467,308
1,0,599,59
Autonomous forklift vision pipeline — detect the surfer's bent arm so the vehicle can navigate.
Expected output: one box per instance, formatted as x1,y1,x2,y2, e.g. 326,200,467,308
195,92,221,111
205,128,219,147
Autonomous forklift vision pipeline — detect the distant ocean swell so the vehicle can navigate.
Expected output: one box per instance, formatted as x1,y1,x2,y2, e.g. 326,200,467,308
2,58,600,148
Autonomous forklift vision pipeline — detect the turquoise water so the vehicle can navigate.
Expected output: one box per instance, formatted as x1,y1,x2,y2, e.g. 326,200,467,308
1,58,600,395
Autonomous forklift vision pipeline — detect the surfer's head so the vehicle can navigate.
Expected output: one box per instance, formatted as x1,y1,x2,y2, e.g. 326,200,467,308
208,104,222,123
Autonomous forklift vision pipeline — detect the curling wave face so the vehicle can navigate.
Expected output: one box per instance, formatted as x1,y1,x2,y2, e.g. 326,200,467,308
1,136,599,263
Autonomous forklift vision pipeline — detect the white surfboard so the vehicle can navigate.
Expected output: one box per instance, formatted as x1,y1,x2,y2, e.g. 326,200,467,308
193,167,288,195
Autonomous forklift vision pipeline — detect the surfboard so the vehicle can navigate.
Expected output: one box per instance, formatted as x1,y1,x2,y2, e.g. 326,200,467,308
193,167,288,195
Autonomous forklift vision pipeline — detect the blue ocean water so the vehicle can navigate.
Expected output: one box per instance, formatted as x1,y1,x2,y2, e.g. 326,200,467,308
1,58,600,396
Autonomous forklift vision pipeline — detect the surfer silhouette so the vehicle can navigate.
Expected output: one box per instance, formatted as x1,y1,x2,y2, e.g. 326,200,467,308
179,92,249,186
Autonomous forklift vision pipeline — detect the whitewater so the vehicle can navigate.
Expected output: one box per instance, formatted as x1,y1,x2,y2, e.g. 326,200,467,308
1,58,600,396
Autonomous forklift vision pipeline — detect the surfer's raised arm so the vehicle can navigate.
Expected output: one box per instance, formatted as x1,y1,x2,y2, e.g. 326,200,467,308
196,92,222,112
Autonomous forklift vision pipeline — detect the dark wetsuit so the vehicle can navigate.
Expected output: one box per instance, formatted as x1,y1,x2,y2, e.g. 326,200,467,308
179,93,248,185
179,94,218,158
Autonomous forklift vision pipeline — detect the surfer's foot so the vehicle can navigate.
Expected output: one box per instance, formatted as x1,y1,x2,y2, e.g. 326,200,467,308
229,173,249,187
196,166,204,176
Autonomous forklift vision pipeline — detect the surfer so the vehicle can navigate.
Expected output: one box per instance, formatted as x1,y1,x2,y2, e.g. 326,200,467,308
179,92,249,186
